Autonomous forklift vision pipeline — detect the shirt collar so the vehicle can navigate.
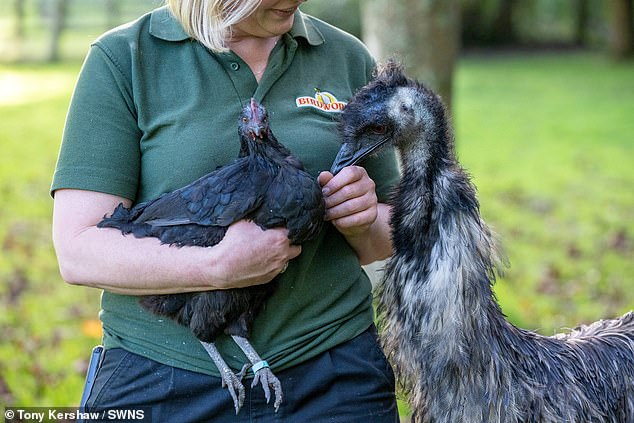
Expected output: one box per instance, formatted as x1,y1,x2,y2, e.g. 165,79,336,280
290,10,324,46
149,6,189,41
149,6,324,46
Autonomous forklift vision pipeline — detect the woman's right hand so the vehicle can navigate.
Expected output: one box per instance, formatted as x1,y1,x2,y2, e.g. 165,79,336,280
210,220,302,288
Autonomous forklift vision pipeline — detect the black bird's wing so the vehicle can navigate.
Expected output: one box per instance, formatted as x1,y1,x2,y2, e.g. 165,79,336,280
132,157,271,228
254,164,325,244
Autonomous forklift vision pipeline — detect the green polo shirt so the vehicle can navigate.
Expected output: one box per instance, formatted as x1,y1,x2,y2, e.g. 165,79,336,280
52,6,400,376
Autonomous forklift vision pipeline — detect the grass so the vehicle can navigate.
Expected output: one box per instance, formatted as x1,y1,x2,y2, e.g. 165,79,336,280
0,62,101,407
0,53,632,410
454,53,634,331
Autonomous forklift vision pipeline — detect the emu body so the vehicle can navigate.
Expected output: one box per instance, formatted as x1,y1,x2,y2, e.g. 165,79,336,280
98,99,324,414
331,63,634,423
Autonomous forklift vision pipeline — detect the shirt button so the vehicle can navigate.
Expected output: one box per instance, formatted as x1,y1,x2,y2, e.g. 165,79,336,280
230,62,240,71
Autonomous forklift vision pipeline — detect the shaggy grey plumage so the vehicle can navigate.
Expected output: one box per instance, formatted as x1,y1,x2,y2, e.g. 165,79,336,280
330,62,634,423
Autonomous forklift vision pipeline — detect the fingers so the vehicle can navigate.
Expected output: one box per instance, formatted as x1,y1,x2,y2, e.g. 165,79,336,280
317,171,334,189
262,226,302,261
239,222,302,263
319,166,368,197
325,189,377,220
218,221,301,287
318,166,378,232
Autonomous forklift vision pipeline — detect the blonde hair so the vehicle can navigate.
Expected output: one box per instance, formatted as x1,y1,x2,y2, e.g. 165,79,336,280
167,0,262,52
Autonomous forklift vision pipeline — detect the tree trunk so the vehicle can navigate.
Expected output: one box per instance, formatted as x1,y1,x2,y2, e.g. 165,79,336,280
14,0,26,39
573,0,589,46
361,0,460,112
47,0,69,62
105,0,122,30
608,0,634,59
490,0,517,45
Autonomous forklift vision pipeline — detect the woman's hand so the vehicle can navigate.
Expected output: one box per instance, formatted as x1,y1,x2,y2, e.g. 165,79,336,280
318,166,393,264
213,220,301,288
318,166,378,237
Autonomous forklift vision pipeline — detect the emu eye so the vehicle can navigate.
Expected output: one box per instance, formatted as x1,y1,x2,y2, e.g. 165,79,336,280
368,125,387,135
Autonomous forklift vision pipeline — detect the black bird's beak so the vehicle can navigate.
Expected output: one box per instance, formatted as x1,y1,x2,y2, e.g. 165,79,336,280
251,127,262,139
330,138,389,175
249,98,265,140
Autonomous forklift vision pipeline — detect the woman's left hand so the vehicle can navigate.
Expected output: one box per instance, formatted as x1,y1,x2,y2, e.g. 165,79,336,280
318,166,393,264
318,166,378,238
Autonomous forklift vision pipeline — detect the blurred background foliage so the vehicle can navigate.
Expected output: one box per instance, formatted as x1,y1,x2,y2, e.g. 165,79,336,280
1,0,632,62
0,0,632,413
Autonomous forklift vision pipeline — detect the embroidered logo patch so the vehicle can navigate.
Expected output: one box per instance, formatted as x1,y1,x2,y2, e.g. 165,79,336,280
296,89,347,113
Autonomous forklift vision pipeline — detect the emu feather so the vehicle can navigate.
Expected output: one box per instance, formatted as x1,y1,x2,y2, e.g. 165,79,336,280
331,62,634,423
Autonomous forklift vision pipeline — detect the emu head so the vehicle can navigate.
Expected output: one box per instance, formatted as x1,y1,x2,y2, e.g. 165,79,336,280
330,61,451,174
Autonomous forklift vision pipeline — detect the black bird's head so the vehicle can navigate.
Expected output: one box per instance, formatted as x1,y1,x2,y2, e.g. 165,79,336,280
330,61,451,174
239,98,272,144
237,98,297,164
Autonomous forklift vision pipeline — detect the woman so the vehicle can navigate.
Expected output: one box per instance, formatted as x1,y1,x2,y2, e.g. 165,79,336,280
52,0,401,421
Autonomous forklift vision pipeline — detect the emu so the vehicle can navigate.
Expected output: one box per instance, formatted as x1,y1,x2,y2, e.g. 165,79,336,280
330,62,634,423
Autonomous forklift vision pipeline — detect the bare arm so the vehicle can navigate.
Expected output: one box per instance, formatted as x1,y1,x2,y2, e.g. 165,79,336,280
52,189,301,295
318,167,393,265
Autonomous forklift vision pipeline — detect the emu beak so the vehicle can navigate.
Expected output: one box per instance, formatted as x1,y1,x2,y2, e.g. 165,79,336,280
330,138,389,175
330,143,360,175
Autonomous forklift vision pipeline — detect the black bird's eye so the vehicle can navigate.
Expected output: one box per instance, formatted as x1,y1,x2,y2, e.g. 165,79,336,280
242,117,249,123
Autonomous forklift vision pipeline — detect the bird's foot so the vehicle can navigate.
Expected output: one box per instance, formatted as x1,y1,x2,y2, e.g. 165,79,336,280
200,341,247,414
236,362,250,380
219,367,246,415
231,335,284,412
251,361,283,412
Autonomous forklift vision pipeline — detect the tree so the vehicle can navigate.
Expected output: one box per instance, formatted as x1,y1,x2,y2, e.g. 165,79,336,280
105,0,122,30
361,0,461,112
573,0,590,46
607,0,634,59
47,0,69,62
489,0,517,45
13,0,26,39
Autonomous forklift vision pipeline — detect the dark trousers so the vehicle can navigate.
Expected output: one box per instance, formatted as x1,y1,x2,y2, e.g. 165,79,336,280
84,326,398,422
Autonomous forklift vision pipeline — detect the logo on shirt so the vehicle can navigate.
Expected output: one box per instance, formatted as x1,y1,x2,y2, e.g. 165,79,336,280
296,89,347,113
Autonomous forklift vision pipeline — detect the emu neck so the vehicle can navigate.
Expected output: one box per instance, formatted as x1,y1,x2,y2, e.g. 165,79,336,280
390,141,505,358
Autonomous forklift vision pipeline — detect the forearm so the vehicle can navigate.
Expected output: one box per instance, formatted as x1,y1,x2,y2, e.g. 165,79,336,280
52,189,299,296
343,203,393,265
54,225,223,295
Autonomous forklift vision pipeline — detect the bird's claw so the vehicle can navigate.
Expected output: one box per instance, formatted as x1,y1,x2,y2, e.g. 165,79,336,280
236,363,250,381
220,368,246,414
251,367,283,412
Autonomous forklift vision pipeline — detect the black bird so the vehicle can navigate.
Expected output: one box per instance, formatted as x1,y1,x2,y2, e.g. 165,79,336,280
98,99,324,414
331,62,634,422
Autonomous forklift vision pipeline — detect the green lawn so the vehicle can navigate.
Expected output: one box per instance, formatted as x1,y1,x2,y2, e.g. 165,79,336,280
454,53,633,332
0,53,632,408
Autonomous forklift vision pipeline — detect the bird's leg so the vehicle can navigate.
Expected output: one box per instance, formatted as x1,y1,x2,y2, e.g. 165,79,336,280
231,335,283,412
200,341,248,414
